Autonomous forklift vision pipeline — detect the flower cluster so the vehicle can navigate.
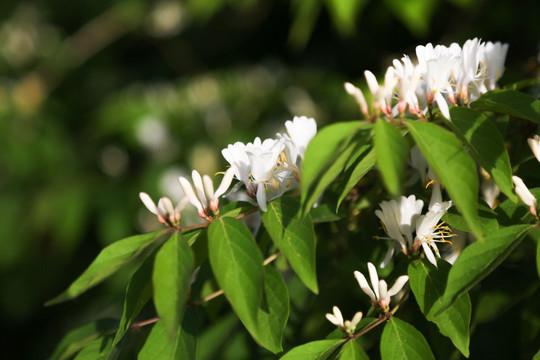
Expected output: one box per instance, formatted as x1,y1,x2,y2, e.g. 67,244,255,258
375,185,453,267
221,116,317,211
346,38,509,121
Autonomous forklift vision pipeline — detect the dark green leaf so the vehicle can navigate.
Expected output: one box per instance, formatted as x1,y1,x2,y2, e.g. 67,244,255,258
437,225,531,315
113,251,154,345
408,259,471,357
339,340,369,360
380,318,435,360
310,203,342,223
48,319,117,360
138,310,197,360
73,335,113,360
196,313,238,360
442,203,499,235
262,196,318,293
253,266,290,353
375,119,407,196
337,146,375,210
153,232,194,340
208,217,264,334
448,107,516,201
407,121,483,241
46,231,164,305
301,122,370,215
470,89,540,124
280,339,343,360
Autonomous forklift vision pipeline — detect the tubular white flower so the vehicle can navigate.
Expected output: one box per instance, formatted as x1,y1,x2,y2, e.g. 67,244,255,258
325,306,363,335
139,192,185,227
354,263,409,310
512,176,537,216
528,135,540,163
284,116,317,160
481,41,509,91
344,82,369,118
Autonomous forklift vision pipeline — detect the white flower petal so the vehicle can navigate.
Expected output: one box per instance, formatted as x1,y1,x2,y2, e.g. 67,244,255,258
367,262,380,300
354,270,377,304
139,192,158,215
387,275,409,297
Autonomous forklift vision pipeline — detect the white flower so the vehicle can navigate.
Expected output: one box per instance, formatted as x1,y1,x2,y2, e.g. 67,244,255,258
481,41,509,91
283,116,317,161
527,135,540,163
480,168,500,209
354,263,409,311
139,192,187,227
392,56,422,116
178,167,235,219
344,82,369,118
325,306,363,335
512,175,537,216
364,67,398,118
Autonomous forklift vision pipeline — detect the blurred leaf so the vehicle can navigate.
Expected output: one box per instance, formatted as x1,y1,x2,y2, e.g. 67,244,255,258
254,266,290,353
48,319,117,360
375,119,408,196
437,225,531,315
138,310,197,360
407,121,483,241
325,0,367,35
337,146,375,210
380,318,435,360
220,201,255,218
408,259,471,357
470,89,540,124
301,122,370,215
448,107,517,202
280,339,343,360
153,232,194,340
383,0,437,36
310,204,342,223
46,231,164,305
73,334,113,360
338,340,369,359
208,217,264,338
113,250,154,345
196,314,238,360
262,196,318,293
288,0,322,49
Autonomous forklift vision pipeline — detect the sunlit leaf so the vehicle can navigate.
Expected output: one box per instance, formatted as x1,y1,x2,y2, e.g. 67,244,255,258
375,119,408,196
337,145,375,210
262,196,318,293
338,340,369,359
46,231,164,305
280,339,343,360
470,89,540,124
380,318,435,360
153,232,194,340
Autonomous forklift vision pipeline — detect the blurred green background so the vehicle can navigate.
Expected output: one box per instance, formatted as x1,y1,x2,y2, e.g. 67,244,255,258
0,0,538,358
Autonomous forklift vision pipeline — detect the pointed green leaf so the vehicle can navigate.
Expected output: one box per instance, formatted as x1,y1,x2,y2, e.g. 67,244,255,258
280,339,343,360
262,196,318,293
337,146,375,210
407,121,483,241
48,319,117,360
113,251,154,345
253,266,290,353
153,232,194,340
208,217,264,333
470,89,540,124
408,259,471,357
301,122,370,215
442,203,499,235
448,107,516,202
219,201,256,218
339,340,369,359
46,231,163,305
138,310,197,360
73,335,114,360
375,119,408,196
437,225,531,315
381,318,435,360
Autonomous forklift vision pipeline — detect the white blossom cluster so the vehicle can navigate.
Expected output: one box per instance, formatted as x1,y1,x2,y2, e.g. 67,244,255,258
345,38,509,121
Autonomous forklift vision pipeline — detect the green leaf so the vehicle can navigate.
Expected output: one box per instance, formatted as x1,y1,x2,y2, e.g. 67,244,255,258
48,319,117,360
470,89,540,124
46,231,164,305
254,266,290,353
310,203,342,223
280,339,343,360
301,122,370,215
262,196,318,293
380,318,435,360
337,146,375,210
138,310,197,360
408,259,471,357
73,335,114,360
448,107,516,202
437,225,531,315
407,121,483,241
442,203,499,235
208,217,264,334
219,201,255,218
153,232,194,340
325,0,367,35
536,230,540,278
375,119,408,196
339,340,369,359
113,250,154,345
